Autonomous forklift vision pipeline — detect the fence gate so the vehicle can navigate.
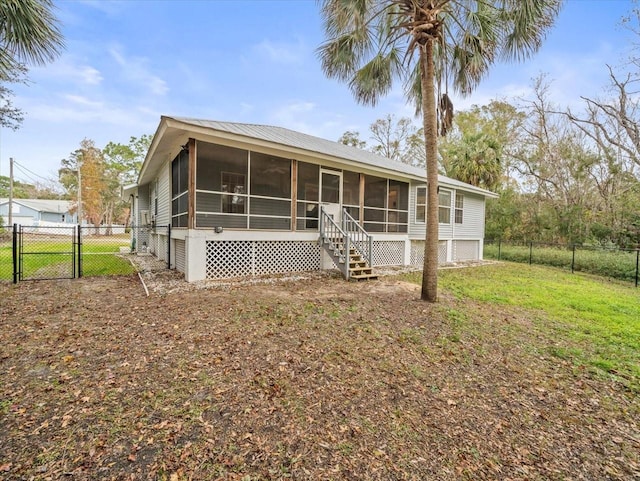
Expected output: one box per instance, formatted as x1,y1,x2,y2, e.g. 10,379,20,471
17,225,77,281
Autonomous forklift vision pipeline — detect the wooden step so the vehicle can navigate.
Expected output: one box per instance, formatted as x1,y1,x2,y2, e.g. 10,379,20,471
350,272,378,281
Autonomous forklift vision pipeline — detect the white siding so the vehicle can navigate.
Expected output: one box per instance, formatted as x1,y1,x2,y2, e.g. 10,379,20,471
438,187,454,239
409,182,426,238
453,193,485,239
156,162,171,226
137,184,150,220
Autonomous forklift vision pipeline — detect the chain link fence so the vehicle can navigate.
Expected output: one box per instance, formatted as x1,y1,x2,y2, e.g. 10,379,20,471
0,225,14,282
0,224,170,283
485,239,640,287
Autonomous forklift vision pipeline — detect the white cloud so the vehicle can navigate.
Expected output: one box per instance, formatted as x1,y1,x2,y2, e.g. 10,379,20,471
269,101,317,133
31,55,103,87
79,66,103,85
254,39,305,64
109,46,169,96
63,94,104,108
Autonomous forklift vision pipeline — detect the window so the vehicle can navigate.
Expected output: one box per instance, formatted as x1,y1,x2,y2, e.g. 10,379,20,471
387,180,408,232
195,142,292,230
195,141,248,229
296,162,319,230
416,186,426,224
363,176,409,233
250,152,291,199
171,148,189,227
455,192,464,224
221,172,246,213
438,190,451,224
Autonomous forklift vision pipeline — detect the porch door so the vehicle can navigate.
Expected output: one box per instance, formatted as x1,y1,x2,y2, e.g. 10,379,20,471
320,170,342,221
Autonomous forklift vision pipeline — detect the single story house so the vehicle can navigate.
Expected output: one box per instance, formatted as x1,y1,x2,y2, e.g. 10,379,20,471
0,198,77,227
125,116,497,281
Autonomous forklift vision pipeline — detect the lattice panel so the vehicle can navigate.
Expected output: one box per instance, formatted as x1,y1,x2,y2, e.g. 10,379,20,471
372,241,405,266
410,241,424,266
174,240,186,273
254,241,321,276
410,240,448,265
439,241,448,263
206,241,253,279
205,241,321,279
454,240,478,261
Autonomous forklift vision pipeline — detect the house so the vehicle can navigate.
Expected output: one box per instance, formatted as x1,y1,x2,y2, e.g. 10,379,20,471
125,116,497,282
0,198,77,227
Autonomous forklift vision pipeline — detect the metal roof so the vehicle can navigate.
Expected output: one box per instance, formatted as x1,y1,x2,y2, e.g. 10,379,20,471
0,198,73,213
141,116,498,198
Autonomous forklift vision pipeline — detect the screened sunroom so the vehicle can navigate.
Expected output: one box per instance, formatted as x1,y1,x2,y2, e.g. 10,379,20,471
169,139,409,234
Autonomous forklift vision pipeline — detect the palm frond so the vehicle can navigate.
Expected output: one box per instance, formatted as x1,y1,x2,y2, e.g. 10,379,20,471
0,0,64,72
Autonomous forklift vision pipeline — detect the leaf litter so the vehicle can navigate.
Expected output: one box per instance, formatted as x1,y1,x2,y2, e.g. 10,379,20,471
0,271,638,480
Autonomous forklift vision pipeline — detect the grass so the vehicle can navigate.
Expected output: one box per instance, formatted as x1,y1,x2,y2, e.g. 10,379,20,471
484,242,640,284
403,263,640,390
0,234,135,280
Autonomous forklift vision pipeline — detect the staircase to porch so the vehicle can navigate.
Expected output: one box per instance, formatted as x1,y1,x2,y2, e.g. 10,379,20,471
319,207,377,281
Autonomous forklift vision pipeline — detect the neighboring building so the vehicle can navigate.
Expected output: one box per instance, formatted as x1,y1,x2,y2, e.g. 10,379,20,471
0,198,76,227
125,116,497,281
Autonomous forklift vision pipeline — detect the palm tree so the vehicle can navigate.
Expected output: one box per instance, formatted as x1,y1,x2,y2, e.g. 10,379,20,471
318,0,562,302
0,0,64,80
445,132,503,190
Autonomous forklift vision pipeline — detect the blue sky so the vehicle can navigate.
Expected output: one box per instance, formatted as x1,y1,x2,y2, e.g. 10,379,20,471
0,0,636,184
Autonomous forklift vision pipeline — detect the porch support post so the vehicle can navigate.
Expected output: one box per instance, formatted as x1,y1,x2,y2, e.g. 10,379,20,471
185,230,207,282
404,239,411,266
187,138,196,229
291,160,297,231
358,174,365,227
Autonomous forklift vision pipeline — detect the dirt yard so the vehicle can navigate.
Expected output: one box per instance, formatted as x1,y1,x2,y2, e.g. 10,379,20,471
1,272,638,480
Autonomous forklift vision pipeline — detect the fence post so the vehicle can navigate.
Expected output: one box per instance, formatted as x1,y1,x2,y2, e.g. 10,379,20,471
77,225,83,278
12,224,18,284
529,241,533,265
498,239,501,260
167,224,171,269
571,244,576,274
635,249,639,288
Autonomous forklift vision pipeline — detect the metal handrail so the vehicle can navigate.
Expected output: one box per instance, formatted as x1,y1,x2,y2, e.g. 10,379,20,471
319,207,350,280
342,208,373,266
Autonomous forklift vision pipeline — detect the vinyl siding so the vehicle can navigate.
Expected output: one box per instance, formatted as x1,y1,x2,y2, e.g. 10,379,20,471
156,162,171,226
452,193,485,239
409,183,486,241
408,182,426,238
137,184,150,222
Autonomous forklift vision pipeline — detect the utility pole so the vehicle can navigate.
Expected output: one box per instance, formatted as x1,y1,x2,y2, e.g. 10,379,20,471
77,162,82,225
8,157,13,227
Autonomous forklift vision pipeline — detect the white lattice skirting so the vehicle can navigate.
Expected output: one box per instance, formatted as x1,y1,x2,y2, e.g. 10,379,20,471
372,241,405,266
410,240,449,266
453,240,479,261
206,241,321,279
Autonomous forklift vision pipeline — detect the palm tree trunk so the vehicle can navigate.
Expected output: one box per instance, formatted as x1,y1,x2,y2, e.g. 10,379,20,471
420,40,439,302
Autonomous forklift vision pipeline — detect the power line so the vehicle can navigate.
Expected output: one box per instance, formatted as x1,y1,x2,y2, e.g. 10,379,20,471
13,160,55,183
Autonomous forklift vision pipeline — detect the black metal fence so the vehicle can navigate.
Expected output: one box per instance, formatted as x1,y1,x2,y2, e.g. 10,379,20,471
0,224,170,283
484,239,640,287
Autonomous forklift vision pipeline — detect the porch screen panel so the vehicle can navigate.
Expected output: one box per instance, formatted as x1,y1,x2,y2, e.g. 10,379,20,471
171,149,189,227
195,141,248,228
296,162,319,230
388,180,409,233
249,152,291,230
363,175,386,232
343,171,360,220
